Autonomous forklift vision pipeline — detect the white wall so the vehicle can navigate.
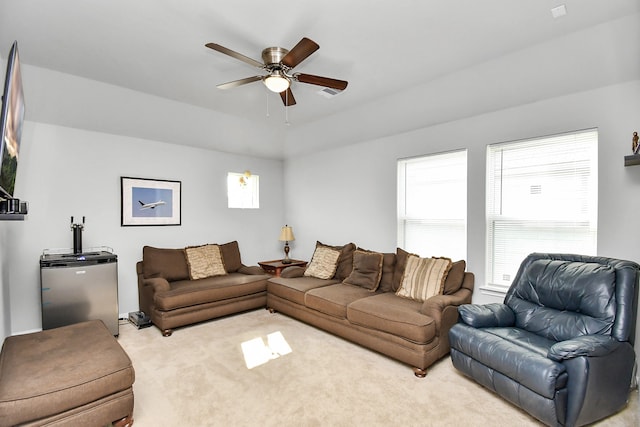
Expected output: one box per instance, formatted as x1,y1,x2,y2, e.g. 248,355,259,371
8,122,285,334
0,222,10,338
285,80,640,354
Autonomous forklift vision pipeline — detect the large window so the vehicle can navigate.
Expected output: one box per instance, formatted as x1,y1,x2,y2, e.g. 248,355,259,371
398,150,467,260
227,171,259,209
486,129,598,291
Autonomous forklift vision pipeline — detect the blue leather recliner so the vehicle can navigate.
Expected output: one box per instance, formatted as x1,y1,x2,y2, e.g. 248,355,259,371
449,253,639,427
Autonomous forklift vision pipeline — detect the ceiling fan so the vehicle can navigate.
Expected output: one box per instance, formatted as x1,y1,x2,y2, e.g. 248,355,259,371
205,37,348,107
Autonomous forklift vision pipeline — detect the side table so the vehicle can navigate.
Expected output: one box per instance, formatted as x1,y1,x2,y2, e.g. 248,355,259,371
258,259,307,277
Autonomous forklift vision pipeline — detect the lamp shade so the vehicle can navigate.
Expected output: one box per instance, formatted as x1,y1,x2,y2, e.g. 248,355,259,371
278,225,295,242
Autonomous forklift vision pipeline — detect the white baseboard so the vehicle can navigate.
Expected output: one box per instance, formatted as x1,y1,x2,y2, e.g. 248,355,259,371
11,327,42,336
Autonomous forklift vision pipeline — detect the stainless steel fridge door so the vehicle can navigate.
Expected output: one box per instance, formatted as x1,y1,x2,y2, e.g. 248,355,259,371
41,261,119,335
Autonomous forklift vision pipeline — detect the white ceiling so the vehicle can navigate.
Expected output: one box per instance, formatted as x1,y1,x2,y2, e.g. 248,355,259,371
1,0,639,158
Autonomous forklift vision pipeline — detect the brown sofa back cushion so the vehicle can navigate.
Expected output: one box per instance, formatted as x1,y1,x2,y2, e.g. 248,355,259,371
378,253,397,292
219,240,242,273
142,246,189,281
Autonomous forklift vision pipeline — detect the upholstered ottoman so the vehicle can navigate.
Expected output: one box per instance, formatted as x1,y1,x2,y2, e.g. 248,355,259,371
0,320,135,426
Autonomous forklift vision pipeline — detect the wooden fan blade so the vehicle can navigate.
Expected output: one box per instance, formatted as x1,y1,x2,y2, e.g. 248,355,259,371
295,73,348,91
205,43,264,69
217,76,263,89
279,88,297,106
281,37,319,69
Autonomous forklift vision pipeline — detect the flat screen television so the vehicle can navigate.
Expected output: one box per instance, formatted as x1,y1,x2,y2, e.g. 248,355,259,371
0,41,25,200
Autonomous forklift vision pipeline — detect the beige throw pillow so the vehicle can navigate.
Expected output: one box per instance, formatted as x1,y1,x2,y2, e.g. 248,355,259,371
304,246,341,279
396,255,452,302
184,244,227,280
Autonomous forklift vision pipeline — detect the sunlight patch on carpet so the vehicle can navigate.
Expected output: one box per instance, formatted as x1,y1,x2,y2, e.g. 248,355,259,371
241,331,292,369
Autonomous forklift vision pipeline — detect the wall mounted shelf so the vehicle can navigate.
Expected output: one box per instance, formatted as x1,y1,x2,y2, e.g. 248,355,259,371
624,154,640,166
0,213,25,221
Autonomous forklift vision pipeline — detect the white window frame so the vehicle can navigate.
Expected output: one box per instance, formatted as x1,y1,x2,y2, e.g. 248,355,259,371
397,149,467,260
485,129,598,292
227,172,259,209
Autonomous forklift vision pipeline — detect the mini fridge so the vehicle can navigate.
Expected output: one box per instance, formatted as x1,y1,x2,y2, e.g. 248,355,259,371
40,250,119,336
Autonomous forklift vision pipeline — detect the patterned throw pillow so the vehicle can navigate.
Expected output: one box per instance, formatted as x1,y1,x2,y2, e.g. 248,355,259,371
184,244,227,280
304,246,341,279
396,255,452,302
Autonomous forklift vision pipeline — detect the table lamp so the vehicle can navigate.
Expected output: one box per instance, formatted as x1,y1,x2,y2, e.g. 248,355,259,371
278,225,295,264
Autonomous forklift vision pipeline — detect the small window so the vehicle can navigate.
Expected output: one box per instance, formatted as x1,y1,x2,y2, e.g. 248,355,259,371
227,171,259,209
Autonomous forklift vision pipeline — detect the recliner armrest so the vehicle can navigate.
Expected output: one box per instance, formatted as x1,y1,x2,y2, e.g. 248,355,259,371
547,335,621,361
458,303,515,328
142,277,171,293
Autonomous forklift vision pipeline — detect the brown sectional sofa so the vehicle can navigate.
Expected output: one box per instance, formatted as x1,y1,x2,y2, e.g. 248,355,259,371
136,239,474,376
136,241,270,336
267,242,474,377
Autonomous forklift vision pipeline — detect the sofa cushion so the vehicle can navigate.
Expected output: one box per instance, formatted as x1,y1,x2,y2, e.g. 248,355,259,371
347,293,437,344
305,283,374,319
184,244,227,280
449,324,567,399
155,273,268,311
305,245,341,279
396,256,452,302
142,246,189,281
317,241,356,281
391,247,417,291
443,260,466,295
343,250,384,291
219,240,242,273
268,276,339,305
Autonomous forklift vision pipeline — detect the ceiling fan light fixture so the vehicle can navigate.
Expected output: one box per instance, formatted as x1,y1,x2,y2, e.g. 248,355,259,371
263,71,290,93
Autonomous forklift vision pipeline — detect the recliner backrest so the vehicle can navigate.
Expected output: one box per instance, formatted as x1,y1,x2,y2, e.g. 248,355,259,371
504,253,639,343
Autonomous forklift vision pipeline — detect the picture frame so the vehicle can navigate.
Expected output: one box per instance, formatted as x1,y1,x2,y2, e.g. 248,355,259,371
121,177,181,226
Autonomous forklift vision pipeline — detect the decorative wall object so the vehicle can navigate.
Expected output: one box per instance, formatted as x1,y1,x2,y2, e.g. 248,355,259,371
121,177,181,226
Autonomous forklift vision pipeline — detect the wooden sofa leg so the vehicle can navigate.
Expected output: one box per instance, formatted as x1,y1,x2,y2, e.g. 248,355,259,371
413,367,427,378
268,307,277,313
112,414,134,427
162,329,173,337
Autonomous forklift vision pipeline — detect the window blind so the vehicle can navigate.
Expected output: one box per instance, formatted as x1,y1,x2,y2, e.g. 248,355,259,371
486,129,598,289
398,149,467,260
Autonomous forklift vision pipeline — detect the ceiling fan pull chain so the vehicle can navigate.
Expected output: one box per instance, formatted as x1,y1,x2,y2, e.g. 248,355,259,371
285,91,290,126
266,91,270,117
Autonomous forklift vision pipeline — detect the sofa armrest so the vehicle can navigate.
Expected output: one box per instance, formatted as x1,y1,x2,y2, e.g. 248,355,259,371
419,286,473,333
280,266,306,278
548,335,621,361
142,277,171,293
420,289,471,317
457,303,515,328
238,265,266,275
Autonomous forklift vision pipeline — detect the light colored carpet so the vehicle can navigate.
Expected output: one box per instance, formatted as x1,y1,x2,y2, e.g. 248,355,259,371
117,309,639,426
